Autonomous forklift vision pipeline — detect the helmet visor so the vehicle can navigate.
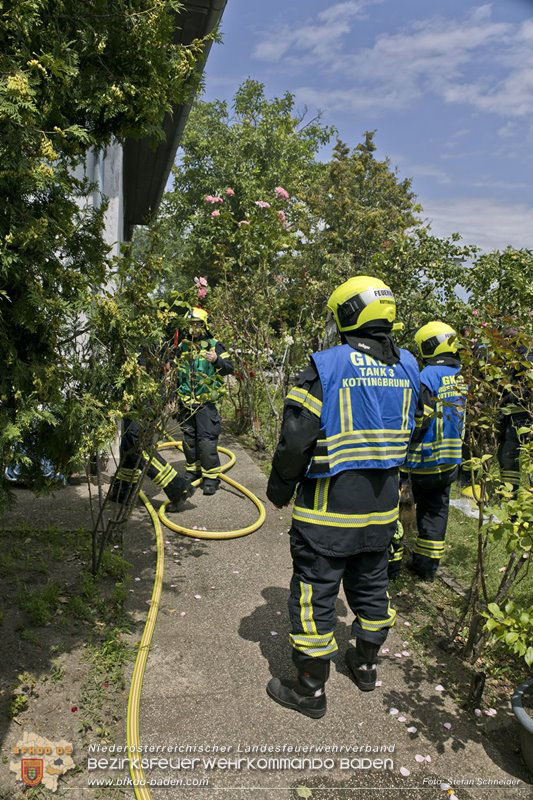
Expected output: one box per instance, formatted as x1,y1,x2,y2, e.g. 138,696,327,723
337,287,395,330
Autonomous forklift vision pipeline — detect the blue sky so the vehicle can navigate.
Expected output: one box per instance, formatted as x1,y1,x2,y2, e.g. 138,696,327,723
199,0,533,251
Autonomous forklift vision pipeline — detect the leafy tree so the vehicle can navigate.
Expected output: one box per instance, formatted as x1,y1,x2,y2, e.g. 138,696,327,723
154,79,333,288
0,1,209,507
463,248,533,332
370,228,478,342
304,133,421,274
447,320,532,667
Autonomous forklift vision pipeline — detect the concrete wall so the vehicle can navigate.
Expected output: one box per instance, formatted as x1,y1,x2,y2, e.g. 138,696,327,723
75,142,125,255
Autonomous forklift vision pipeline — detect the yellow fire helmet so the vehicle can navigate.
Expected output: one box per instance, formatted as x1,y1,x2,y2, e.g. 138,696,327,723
327,276,396,333
415,321,458,358
188,307,208,325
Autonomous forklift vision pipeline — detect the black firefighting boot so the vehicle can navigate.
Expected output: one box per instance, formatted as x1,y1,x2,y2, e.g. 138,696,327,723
266,654,329,719
345,639,380,692
166,482,195,513
406,559,436,582
202,478,220,496
108,480,132,504
184,471,201,489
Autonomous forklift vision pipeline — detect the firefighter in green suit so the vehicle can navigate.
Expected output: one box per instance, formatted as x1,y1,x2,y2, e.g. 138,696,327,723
176,308,233,495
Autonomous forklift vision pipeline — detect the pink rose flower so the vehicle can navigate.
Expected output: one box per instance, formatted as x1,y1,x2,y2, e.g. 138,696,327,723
194,276,208,288
275,186,289,200
225,187,235,196
472,309,479,316
204,195,224,204
277,210,288,226
211,209,220,217
255,200,271,209
198,287,207,299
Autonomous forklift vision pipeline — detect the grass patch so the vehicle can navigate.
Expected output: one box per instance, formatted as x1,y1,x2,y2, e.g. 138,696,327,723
17,581,61,626
0,523,134,738
442,506,532,608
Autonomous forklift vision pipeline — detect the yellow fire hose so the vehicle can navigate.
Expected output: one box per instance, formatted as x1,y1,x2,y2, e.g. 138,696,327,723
158,438,266,539
126,440,265,798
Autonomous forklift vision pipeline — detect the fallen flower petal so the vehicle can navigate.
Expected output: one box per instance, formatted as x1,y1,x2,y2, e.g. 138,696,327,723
435,684,445,692
180,611,186,617
402,651,411,657
443,722,452,730
415,754,425,763
400,767,411,777
407,726,417,733
389,708,399,715
397,715,407,722
270,631,278,636
425,755,432,763
440,784,451,791
194,594,202,599
404,621,411,626
375,680,383,687
394,652,402,658
474,708,482,717
381,648,390,654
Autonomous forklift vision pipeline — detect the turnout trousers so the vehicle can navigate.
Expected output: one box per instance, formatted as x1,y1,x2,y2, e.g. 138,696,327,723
410,467,458,576
288,526,395,666
497,414,527,496
112,418,187,503
179,402,222,482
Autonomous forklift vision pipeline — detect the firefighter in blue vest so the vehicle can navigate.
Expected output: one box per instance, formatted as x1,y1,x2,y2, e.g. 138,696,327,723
266,276,424,719
398,321,465,581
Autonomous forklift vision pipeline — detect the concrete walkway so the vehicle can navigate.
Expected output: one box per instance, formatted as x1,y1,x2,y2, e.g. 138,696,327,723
122,436,531,800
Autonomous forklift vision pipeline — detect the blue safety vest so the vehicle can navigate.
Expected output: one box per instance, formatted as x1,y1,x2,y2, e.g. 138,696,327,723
404,364,465,472
306,344,420,478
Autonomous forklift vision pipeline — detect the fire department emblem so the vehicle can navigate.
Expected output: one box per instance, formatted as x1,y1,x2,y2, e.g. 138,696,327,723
21,758,43,786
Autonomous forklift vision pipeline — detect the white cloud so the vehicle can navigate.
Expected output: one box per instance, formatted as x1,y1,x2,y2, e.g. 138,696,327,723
423,197,533,251
255,4,533,118
407,164,451,184
471,179,529,190
253,1,382,64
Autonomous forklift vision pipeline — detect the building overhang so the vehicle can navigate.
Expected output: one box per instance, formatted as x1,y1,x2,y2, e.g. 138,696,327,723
123,0,227,240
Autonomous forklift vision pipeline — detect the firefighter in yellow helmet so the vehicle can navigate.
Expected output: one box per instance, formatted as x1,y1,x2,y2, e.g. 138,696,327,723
392,321,465,581
266,276,426,718
175,307,233,494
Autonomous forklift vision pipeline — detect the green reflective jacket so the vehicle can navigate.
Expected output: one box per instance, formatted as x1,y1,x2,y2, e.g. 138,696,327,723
176,338,226,405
